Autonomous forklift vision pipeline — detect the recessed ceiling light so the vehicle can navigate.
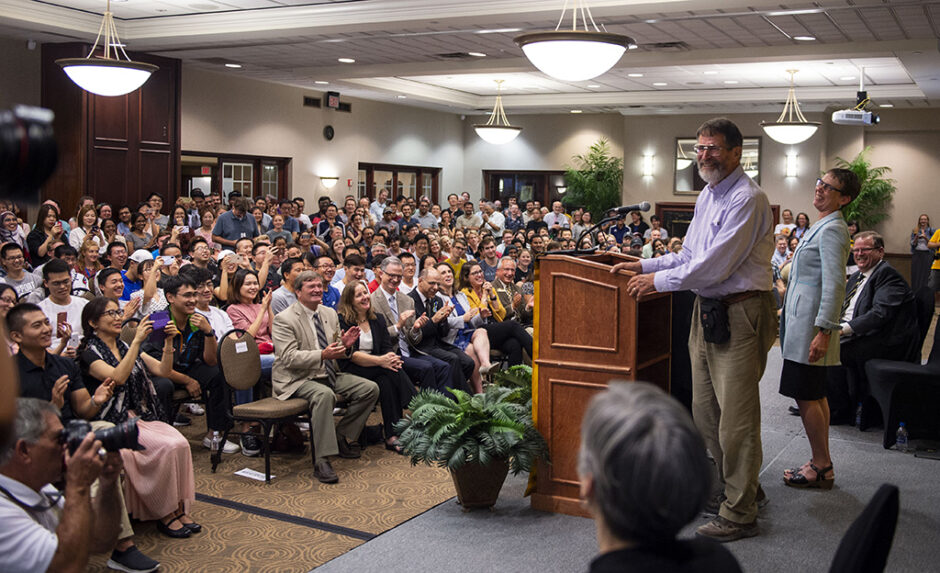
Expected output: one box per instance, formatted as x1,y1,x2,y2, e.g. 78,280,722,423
840,76,856,81
397,95,407,99
474,28,522,34
628,73,644,78
724,80,738,84
652,82,667,86
879,103,894,108
703,70,719,75
767,9,823,16
338,58,355,64
468,52,486,57
224,63,242,69
314,80,329,85
587,84,601,88
793,36,816,41
570,109,583,114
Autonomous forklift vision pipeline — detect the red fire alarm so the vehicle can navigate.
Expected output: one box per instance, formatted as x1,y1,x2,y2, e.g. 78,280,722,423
347,178,353,187
201,166,211,175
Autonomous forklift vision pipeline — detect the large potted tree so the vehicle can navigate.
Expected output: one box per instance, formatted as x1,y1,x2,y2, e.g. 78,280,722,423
395,385,548,510
835,146,897,229
561,138,623,219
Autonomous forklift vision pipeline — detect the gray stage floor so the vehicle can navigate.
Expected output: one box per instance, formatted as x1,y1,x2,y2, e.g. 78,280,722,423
315,341,940,573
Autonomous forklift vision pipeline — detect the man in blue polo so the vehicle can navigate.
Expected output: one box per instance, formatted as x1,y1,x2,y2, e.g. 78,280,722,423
212,196,258,249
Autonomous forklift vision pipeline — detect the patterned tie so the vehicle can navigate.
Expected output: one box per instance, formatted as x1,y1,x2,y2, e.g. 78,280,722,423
313,313,337,388
841,273,865,318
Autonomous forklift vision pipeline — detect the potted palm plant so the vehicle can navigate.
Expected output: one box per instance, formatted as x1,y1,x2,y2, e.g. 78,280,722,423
395,385,548,510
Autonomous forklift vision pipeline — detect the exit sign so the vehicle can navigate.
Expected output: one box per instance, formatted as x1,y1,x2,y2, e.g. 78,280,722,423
201,166,211,175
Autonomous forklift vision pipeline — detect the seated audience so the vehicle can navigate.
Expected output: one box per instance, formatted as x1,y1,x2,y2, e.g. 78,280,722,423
38,259,87,356
435,263,491,393
26,204,65,266
1,243,42,300
459,261,533,368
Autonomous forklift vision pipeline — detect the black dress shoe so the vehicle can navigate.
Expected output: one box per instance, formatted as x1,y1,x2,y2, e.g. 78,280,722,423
157,517,191,538
314,460,338,483
182,520,202,533
787,406,800,416
336,437,361,459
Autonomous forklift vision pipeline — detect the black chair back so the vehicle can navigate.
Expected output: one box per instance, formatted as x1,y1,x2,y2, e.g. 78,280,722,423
828,483,900,573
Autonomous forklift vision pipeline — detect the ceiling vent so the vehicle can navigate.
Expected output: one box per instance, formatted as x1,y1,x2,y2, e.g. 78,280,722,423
434,52,475,60
643,41,690,52
304,96,322,108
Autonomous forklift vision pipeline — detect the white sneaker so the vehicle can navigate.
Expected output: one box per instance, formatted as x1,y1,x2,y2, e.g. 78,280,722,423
184,403,205,415
202,435,240,454
296,422,310,432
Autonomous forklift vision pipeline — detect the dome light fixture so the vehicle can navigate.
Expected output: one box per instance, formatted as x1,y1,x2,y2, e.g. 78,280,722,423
473,80,522,145
760,69,820,145
514,0,636,82
55,0,158,97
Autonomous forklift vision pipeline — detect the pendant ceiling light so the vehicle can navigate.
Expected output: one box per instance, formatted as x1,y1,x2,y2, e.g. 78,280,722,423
474,80,523,145
514,0,636,82
760,69,819,145
56,0,158,97
675,141,693,170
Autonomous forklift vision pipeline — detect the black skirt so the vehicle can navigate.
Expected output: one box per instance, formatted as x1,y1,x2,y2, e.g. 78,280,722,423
779,359,829,401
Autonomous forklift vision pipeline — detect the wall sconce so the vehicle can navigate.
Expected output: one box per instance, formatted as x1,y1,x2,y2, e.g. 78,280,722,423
320,176,339,189
642,154,654,177
556,186,567,195
785,153,798,178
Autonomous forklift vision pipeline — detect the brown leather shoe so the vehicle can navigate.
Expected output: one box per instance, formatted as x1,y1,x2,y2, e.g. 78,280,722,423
314,460,338,484
336,437,362,459
696,516,758,542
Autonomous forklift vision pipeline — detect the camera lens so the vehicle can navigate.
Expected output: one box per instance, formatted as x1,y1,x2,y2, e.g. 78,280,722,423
62,417,143,454
0,105,58,203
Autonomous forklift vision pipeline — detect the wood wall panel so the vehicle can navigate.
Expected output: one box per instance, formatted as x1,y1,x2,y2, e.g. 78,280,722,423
41,43,180,217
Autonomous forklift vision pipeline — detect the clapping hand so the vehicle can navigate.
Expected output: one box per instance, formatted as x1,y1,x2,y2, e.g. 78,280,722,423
189,312,212,335
340,326,360,348
51,375,69,408
93,378,116,406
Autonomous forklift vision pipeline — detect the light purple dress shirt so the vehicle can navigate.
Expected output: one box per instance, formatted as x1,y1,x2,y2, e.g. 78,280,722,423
640,166,773,299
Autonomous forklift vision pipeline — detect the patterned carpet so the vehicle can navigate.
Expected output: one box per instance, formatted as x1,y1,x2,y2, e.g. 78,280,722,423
88,412,455,572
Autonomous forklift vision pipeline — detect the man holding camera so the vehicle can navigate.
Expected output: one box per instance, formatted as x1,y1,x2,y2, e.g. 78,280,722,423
0,398,124,573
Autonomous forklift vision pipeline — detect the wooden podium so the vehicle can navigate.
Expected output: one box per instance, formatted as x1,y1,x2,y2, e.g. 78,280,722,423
530,252,672,517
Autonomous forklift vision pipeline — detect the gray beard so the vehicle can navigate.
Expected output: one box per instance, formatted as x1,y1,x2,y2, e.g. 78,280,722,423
697,165,724,185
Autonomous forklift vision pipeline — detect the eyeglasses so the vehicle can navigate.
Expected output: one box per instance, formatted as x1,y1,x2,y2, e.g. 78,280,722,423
317,263,335,270
102,309,123,319
384,273,403,280
815,178,844,194
0,296,17,305
692,144,730,155
469,269,484,276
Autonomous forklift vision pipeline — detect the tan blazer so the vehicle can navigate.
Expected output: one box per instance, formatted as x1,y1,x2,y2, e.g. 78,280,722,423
271,301,341,400
370,287,422,350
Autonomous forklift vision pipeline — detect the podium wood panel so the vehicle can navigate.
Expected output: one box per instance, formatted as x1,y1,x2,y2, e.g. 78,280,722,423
531,252,671,517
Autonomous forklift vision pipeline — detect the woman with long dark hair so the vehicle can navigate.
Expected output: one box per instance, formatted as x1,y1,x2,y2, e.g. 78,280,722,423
26,204,64,265
78,296,200,538
337,281,415,453
791,212,811,240
458,261,532,368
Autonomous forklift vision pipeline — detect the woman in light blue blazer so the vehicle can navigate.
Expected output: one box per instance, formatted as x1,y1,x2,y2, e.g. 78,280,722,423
779,168,860,490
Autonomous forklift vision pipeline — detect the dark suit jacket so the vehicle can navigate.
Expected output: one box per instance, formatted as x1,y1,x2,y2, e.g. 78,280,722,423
844,261,918,356
408,288,451,352
338,313,395,358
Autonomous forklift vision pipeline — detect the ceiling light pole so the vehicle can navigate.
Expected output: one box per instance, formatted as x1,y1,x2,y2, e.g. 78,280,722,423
514,0,636,81
760,69,820,145
474,80,523,145
56,0,158,97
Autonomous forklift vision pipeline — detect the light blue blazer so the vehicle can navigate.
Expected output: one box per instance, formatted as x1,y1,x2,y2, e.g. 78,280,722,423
779,211,849,366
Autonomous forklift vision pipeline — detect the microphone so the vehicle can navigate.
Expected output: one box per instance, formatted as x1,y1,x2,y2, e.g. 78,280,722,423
611,201,651,215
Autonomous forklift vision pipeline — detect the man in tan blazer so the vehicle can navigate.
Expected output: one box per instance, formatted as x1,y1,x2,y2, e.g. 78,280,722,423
271,270,379,484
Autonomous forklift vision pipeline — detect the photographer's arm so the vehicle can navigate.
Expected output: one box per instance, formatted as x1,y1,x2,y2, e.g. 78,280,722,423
88,452,122,554
46,433,103,573
0,322,17,448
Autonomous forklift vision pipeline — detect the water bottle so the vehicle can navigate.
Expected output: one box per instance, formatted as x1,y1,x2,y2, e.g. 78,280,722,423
855,402,863,429
210,430,222,453
896,422,909,453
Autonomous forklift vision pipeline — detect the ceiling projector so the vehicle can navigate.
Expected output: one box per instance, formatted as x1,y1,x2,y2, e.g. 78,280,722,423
832,108,880,126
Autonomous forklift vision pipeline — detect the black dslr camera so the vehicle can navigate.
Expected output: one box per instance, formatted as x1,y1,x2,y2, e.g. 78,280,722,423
0,105,58,203
60,418,144,454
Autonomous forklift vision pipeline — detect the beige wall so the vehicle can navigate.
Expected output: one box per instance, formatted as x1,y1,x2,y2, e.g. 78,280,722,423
0,37,41,109
461,112,624,198
181,67,464,206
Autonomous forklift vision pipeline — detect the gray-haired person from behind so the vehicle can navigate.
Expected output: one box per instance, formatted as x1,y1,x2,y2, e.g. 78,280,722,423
579,382,743,573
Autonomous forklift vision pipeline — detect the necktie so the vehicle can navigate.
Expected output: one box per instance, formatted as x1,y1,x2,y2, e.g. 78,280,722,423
388,293,410,357
313,313,337,388
841,273,865,318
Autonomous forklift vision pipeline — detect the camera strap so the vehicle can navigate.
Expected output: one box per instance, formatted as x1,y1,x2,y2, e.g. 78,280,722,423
0,482,62,513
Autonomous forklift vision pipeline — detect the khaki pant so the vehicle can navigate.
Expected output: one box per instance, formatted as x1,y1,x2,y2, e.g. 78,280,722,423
690,292,776,524
89,420,134,540
292,374,379,461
